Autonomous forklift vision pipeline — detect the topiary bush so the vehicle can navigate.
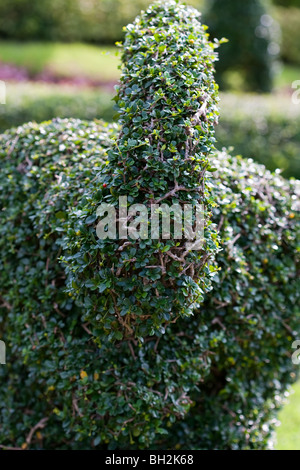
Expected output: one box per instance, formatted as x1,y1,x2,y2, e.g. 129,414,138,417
2,86,300,180
155,151,300,449
62,0,221,341
0,117,298,450
0,1,299,450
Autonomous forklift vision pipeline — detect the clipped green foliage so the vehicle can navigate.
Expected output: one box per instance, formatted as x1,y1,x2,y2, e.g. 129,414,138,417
0,1,299,451
0,117,210,448
205,0,278,92
156,151,300,450
1,85,299,181
62,0,221,340
0,119,298,450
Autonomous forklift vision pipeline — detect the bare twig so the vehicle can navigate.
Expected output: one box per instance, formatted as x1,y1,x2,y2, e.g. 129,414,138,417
26,417,49,446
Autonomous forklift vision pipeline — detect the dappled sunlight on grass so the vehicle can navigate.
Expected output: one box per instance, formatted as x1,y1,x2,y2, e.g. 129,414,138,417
276,381,300,450
0,42,120,81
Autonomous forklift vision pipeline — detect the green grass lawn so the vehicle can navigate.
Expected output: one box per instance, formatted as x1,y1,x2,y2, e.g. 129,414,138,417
1,40,300,89
0,41,120,81
276,381,300,450
274,64,300,90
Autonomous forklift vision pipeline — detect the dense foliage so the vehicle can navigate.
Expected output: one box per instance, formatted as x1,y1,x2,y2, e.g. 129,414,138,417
62,0,221,341
0,1,299,450
1,86,299,180
205,0,279,92
0,117,298,449
158,151,300,449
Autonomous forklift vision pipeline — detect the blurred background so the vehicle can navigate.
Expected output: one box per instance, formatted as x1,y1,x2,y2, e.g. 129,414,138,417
0,0,299,448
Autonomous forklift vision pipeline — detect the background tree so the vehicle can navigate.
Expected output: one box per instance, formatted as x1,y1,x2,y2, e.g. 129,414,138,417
205,0,279,92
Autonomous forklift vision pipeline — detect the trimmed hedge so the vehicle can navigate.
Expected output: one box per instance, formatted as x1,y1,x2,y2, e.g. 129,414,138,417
1,85,299,179
215,93,300,179
158,150,300,449
0,83,115,133
0,117,298,449
0,1,299,450
62,0,221,341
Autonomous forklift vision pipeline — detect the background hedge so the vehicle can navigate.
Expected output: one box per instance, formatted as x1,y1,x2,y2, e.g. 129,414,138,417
0,0,203,43
1,84,298,179
0,83,115,132
215,93,300,179
273,0,300,6
0,0,299,70
61,0,222,341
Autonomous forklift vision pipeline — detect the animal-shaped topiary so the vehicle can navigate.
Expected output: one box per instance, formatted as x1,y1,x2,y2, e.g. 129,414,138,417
62,0,222,341
0,0,298,451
